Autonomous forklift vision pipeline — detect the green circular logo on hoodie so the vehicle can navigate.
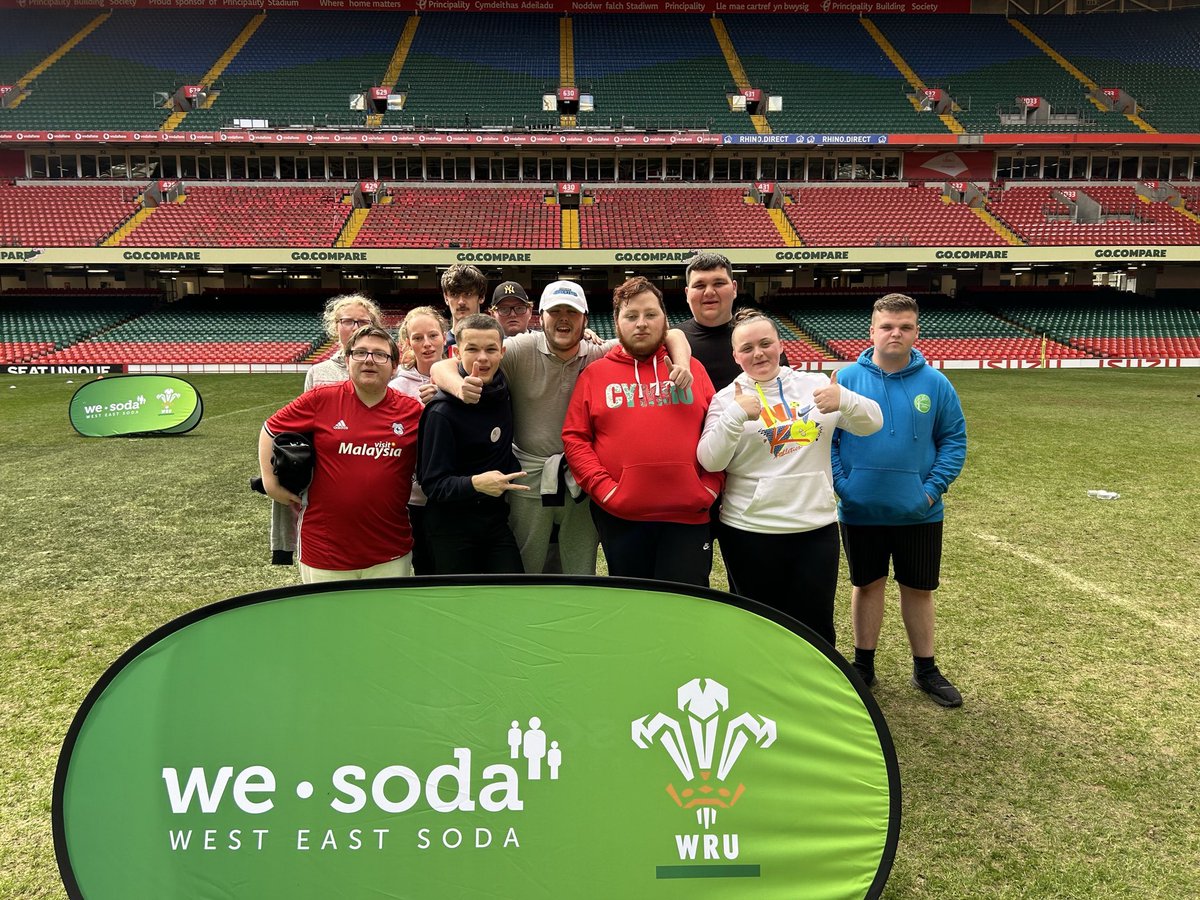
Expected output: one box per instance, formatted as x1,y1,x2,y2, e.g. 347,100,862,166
913,394,931,413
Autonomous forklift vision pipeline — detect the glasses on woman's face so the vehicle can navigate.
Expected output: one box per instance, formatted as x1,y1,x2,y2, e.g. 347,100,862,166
338,317,372,328
348,348,394,363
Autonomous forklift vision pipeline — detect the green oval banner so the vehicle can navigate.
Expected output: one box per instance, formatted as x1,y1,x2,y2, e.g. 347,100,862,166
68,375,202,437
54,578,899,899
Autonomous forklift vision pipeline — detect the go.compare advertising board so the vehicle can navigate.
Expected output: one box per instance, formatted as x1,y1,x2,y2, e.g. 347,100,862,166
68,375,202,437
55,578,899,899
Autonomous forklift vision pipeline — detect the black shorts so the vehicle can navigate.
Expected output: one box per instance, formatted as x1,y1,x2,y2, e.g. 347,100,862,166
839,521,943,591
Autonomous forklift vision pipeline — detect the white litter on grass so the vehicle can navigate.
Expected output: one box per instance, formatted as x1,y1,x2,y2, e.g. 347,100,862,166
1087,490,1121,500
66,380,74,384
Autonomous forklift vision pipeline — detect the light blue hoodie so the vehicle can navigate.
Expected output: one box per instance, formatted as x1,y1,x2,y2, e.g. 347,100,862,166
831,347,966,526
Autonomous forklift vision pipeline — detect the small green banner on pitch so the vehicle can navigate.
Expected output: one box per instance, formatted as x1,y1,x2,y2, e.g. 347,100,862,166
68,375,202,437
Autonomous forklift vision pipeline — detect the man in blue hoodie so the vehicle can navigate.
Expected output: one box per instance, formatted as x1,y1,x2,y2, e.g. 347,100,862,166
832,293,967,707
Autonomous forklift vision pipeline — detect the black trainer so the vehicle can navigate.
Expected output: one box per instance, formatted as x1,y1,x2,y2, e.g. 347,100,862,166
911,668,962,707
851,661,877,687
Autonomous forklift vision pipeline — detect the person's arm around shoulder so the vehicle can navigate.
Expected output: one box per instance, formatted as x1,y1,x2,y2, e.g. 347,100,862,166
561,369,618,504
698,380,760,473
664,328,693,391
924,377,967,505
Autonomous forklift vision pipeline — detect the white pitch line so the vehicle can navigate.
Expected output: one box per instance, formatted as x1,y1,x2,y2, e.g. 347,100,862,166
972,531,1177,633
205,402,279,422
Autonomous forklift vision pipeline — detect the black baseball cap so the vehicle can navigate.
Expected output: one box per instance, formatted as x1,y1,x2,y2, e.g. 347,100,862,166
491,281,531,307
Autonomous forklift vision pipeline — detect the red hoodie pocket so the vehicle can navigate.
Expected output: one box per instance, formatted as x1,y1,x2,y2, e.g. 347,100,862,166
606,462,717,521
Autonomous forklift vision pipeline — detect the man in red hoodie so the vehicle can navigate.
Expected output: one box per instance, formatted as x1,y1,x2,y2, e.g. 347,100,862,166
563,276,723,587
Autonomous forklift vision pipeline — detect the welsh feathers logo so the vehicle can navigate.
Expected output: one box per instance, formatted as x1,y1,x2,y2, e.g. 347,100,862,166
157,387,180,415
632,678,775,830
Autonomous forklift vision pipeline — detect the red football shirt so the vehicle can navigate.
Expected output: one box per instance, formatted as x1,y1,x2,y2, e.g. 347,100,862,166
266,381,422,571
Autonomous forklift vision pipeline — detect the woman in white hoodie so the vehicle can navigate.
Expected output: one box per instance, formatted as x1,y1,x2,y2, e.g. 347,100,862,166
389,306,447,574
698,310,882,646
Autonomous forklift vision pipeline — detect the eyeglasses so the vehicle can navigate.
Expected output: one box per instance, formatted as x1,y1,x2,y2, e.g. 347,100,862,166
493,305,530,316
349,349,394,363
337,317,372,328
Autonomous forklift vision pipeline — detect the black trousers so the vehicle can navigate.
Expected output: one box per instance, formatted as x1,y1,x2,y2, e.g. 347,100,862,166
408,504,433,576
424,497,524,575
591,504,712,588
717,521,841,647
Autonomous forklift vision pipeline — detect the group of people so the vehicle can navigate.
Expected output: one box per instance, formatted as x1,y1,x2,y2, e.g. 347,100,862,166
258,255,967,707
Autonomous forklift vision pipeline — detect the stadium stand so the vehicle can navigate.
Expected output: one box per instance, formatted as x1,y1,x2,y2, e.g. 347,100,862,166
0,11,254,130
0,290,155,364
352,187,560,249
785,186,1009,247
0,9,99,86
722,15,948,135
579,188,783,248
572,15,749,132
183,12,401,130
390,13,560,129
1025,11,1200,132
976,288,1200,359
120,186,351,248
0,184,137,247
36,294,324,366
872,14,1141,134
988,185,1200,246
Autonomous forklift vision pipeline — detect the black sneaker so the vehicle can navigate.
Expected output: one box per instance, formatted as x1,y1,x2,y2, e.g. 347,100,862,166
851,661,877,687
911,668,962,707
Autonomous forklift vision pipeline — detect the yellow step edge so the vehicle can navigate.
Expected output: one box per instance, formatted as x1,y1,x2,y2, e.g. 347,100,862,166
101,207,154,247
971,207,1024,246
1126,112,1157,134
336,208,370,248
18,12,110,89
382,14,421,88
776,313,835,360
1169,203,1200,226
561,208,580,249
365,113,383,127
861,17,963,134
559,17,576,128
767,207,803,247
165,12,266,131
1008,19,1097,90
712,18,770,135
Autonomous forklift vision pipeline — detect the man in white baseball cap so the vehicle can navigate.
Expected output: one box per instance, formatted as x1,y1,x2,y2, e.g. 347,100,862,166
430,279,694,575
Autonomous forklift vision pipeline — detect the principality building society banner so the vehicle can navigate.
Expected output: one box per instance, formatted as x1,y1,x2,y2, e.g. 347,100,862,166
55,578,899,899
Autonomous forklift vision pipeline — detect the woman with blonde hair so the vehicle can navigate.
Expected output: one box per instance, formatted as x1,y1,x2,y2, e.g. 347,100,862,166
697,309,883,646
305,293,384,390
389,306,449,574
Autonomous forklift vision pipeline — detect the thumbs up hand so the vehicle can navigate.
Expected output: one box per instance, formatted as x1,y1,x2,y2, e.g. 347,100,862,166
460,359,484,405
732,381,762,419
811,368,841,414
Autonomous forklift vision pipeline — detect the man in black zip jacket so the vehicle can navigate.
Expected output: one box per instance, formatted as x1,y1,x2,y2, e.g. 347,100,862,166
416,314,527,574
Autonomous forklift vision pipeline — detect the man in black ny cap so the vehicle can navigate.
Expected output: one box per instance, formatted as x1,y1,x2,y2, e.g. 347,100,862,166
490,280,534,337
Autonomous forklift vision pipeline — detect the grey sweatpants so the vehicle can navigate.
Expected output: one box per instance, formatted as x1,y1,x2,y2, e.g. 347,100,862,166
507,494,599,576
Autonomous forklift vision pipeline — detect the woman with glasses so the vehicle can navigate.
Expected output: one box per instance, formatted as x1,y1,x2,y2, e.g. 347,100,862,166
389,306,448,575
305,293,385,391
697,310,882,647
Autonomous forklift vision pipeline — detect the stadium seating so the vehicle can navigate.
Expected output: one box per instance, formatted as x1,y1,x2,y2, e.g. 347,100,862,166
872,14,1141,134
722,15,948,135
0,290,154,363
988,185,1200,245
352,188,560,249
184,12,402,130
1025,11,1200,132
1,11,254,130
572,15,749,132
0,184,137,246
121,186,351,248
0,9,99,86
579,188,782,248
390,13,560,129
785,186,1008,247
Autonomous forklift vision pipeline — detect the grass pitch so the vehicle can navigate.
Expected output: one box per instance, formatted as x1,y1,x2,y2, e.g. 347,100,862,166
1,370,1197,898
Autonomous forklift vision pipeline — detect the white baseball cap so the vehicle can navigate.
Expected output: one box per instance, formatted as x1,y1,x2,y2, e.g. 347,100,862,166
539,280,588,314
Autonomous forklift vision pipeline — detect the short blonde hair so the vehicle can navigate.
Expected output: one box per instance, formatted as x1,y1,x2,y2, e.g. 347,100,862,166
398,305,449,345
321,293,383,340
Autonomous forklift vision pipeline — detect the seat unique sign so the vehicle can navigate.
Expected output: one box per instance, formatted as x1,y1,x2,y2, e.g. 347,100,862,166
68,375,202,437
55,578,899,899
